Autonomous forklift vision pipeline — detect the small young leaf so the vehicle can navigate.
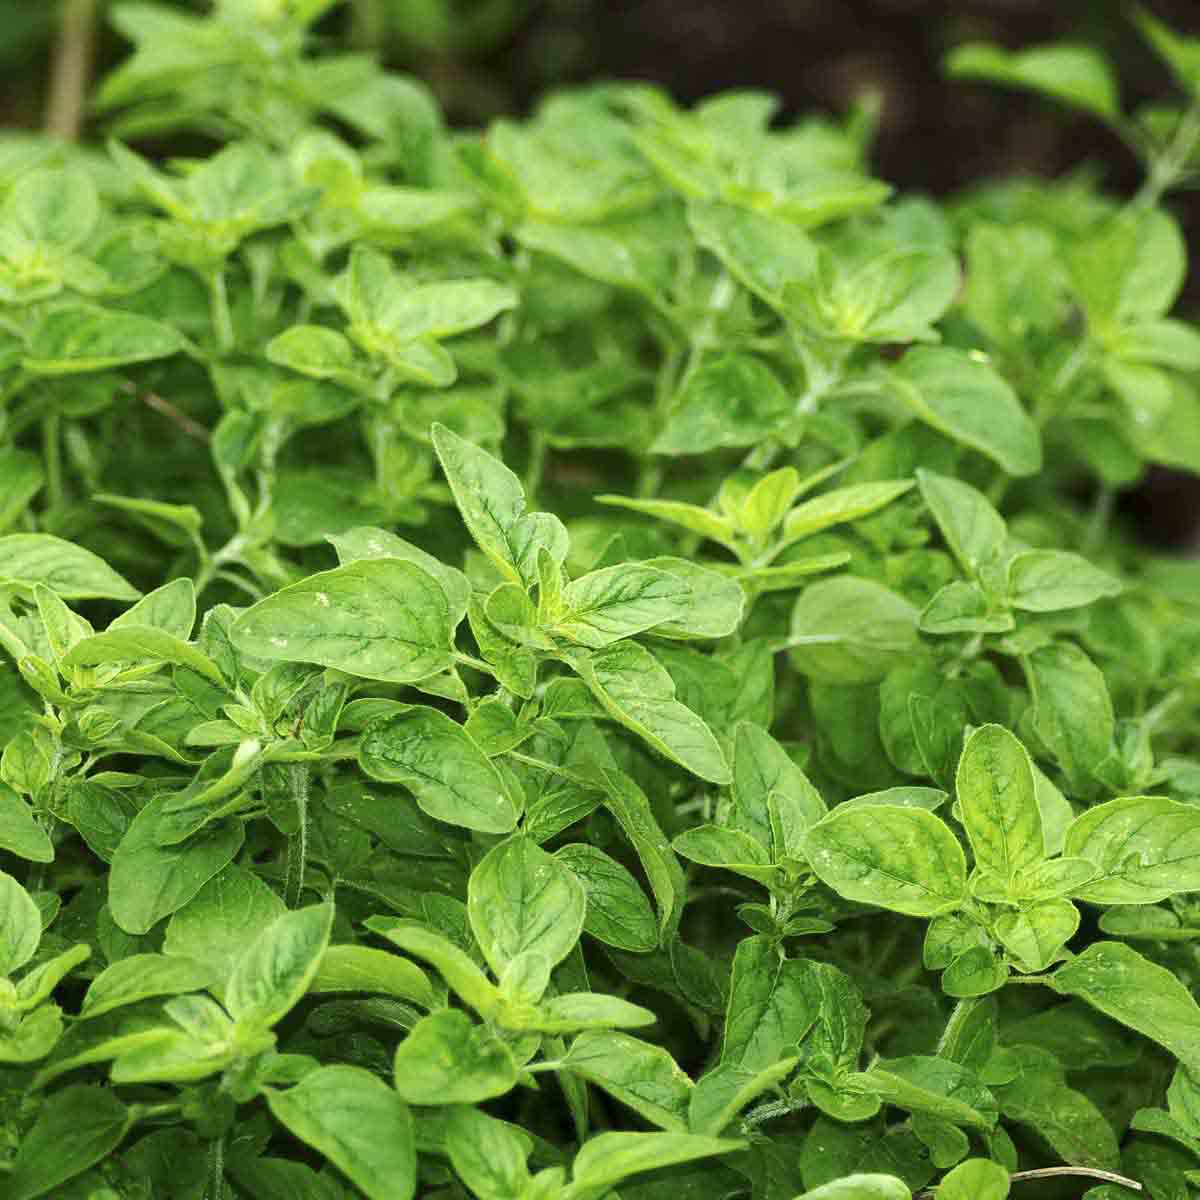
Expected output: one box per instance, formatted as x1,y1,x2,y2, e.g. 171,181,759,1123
392,1009,518,1104
956,725,1043,881
7,1085,132,1200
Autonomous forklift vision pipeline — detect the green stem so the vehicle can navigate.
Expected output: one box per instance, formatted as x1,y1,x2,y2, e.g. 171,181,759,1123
1144,686,1192,737
45,0,99,140
42,410,63,511
193,534,247,601
350,0,388,49
284,764,310,908
206,1135,225,1200
1132,96,1200,211
208,268,236,356
1083,485,1116,557
739,1095,807,1132
452,652,500,688
524,431,548,507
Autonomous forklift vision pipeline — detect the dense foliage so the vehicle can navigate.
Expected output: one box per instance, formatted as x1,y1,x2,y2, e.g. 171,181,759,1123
4,3,1200,1198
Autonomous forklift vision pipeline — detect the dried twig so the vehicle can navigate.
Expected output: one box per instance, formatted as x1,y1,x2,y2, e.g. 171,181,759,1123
141,392,212,444
915,1165,1142,1198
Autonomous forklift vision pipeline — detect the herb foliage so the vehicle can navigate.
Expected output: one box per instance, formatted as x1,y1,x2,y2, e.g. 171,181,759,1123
1,4,1200,1198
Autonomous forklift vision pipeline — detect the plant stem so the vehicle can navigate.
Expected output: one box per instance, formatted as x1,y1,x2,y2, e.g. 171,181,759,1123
45,0,99,141
205,1135,226,1200
284,763,310,909
350,0,388,50
524,431,547,506
1131,96,1200,211
42,410,64,512
209,268,236,356
1083,484,1116,556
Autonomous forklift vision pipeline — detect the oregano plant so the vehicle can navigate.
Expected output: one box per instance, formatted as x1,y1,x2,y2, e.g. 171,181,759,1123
1,3,1200,1199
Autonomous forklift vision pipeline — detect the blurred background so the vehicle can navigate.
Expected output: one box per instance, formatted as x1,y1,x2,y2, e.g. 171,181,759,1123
4,0,1199,544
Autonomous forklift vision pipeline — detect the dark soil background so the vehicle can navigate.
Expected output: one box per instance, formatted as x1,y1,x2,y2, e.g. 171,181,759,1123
6,0,1200,545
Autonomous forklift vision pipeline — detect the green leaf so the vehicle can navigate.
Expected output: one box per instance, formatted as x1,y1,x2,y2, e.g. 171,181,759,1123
1064,794,1200,904
962,223,1068,347
569,642,730,783
804,805,967,916
916,470,1006,578
857,1055,996,1129
994,899,1079,972
24,304,185,374
265,1065,416,1200
0,869,41,975
359,706,520,834
365,917,501,1018
110,578,197,639
730,722,826,856
569,1131,745,1193
311,944,440,1010
721,935,819,1072
230,559,454,684
1024,642,1115,792
162,863,286,993
795,1177,912,1200
468,834,587,977
946,41,1121,121
1134,7,1200,97
328,525,471,627
266,324,372,392
79,953,214,1019
779,480,915,550
7,1085,133,1200
786,240,959,344
108,795,244,935
1069,207,1186,326
392,1008,517,1104
432,422,567,588
688,198,817,306
596,768,687,940
956,725,1043,881
1007,551,1122,612
551,563,691,647
6,167,99,248
991,1045,1120,1170
0,449,44,533
653,353,791,454
563,1030,694,1131
689,1057,799,1135
673,824,775,885
64,625,222,683
226,903,333,1030
789,576,919,685
1052,941,1200,1075
936,1159,1009,1200
555,843,658,953
0,534,140,601
890,348,1041,476
596,494,737,551
445,1106,531,1200
0,781,53,862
